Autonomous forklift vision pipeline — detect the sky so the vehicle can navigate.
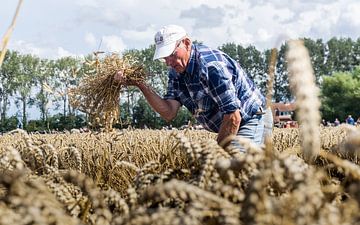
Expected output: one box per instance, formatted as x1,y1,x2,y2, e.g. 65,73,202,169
2,0,360,60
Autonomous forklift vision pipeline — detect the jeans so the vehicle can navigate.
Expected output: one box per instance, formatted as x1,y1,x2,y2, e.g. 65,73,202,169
231,108,273,151
262,107,274,142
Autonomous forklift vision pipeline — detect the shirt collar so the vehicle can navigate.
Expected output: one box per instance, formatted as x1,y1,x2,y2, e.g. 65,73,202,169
184,43,197,76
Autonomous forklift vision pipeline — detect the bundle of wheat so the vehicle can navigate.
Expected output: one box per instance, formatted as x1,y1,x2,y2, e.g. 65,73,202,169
69,53,147,131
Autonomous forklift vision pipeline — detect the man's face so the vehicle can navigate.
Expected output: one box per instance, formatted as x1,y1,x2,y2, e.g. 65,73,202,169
163,39,191,73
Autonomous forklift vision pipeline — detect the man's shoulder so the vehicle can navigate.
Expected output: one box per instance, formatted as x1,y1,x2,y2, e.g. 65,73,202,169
195,44,221,57
195,44,227,66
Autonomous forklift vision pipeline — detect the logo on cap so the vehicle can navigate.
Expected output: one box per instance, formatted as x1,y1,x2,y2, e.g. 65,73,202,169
155,35,163,45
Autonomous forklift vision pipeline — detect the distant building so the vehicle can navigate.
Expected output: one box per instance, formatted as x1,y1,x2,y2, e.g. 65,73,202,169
271,102,298,128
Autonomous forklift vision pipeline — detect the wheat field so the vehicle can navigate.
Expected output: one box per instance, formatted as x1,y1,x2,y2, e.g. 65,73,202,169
0,125,359,225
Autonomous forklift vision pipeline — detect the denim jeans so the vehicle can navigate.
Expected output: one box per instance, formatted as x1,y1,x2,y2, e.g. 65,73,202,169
232,108,273,151
262,107,274,142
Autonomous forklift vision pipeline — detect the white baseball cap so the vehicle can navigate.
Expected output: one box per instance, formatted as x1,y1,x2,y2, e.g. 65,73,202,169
153,25,187,60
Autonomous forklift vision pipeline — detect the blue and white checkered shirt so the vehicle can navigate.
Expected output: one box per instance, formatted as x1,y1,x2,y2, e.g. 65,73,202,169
164,43,265,133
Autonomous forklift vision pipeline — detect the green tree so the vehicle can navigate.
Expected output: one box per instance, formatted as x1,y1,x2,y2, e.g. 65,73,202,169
245,46,267,93
353,38,360,69
219,42,239,61
273,43,291,102
34,59,55,129
321,69,360,121
13,54,40,129
132,97,164,128
53,56,81,118
303,38,326,84
0,50,20,126
121,49,146,124
325,37,357,75
0,116,17,131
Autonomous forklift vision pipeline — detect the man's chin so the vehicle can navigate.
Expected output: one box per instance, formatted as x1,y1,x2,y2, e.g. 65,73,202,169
175,67,185,73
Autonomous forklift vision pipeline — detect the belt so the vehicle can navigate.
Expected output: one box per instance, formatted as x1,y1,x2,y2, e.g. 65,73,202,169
255,106,266,115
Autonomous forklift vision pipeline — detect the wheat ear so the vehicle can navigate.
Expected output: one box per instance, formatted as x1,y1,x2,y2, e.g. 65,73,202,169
286,40,321,163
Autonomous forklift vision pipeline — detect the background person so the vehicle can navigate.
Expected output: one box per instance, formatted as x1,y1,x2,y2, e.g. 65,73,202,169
346,115,355,125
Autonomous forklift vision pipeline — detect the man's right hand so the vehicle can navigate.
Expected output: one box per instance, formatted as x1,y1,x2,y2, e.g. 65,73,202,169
114,70,145,86
114,70,125,83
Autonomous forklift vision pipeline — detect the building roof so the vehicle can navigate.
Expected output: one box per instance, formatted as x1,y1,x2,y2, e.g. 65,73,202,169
271,102,296,112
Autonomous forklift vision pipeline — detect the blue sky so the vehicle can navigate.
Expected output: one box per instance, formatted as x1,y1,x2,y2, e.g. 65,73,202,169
2,0,360,59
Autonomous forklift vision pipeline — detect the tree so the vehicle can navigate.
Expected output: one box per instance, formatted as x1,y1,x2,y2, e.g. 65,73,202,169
273,43,291,102
219,43,239,61
303,38,326,84
34,59,55,129
353,38,360,69
320,69,360,121
245,46,268,93
132,97,165,128
121,49,146,124
325,37,357,75
13,54,39,129
53,56,81,118
0,50,20,126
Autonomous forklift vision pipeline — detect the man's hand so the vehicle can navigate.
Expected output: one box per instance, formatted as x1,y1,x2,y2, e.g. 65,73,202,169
114,70,144,86
114,70,125,83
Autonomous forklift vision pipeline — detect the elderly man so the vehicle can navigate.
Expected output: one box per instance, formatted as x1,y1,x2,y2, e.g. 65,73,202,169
116,24,272,147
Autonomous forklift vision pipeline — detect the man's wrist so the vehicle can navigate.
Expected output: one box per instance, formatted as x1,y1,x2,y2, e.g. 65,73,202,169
137,82,147,89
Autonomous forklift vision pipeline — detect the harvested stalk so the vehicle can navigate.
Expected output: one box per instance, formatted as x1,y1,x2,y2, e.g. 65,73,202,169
69,53,147,131
0,0,24,68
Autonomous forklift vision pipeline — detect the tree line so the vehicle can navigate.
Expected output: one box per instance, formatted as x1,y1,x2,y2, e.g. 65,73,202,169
0,37,359,132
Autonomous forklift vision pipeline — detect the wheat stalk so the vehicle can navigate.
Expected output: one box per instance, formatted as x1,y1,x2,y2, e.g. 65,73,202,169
286,40,321,163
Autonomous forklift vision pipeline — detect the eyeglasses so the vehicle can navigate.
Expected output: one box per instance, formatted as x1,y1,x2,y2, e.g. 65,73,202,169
159,40,183,62
169,40,183,58
159,39,184,63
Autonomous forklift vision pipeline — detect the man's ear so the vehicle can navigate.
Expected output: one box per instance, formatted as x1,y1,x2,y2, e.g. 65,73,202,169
183,37,192,50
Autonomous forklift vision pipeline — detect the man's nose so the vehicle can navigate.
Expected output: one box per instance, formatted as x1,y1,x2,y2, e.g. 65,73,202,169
164,57,173,66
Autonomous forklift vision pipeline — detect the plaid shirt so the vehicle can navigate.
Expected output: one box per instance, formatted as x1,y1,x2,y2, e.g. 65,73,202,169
164,43,265,133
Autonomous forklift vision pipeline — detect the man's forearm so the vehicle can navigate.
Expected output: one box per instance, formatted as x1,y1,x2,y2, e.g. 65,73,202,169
217,110,241,145
137,83,179,121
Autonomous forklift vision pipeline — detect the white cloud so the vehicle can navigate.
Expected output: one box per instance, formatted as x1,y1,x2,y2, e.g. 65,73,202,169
102,35,127,53
76,0,99,7
9,40,43,57
223,25,253,46
257,28,272,42
343,3,360,26
8,40,79,59
84,32,97,47
57,47,77,58
2,0,360,59
271,8,295,23
120,26,156,49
